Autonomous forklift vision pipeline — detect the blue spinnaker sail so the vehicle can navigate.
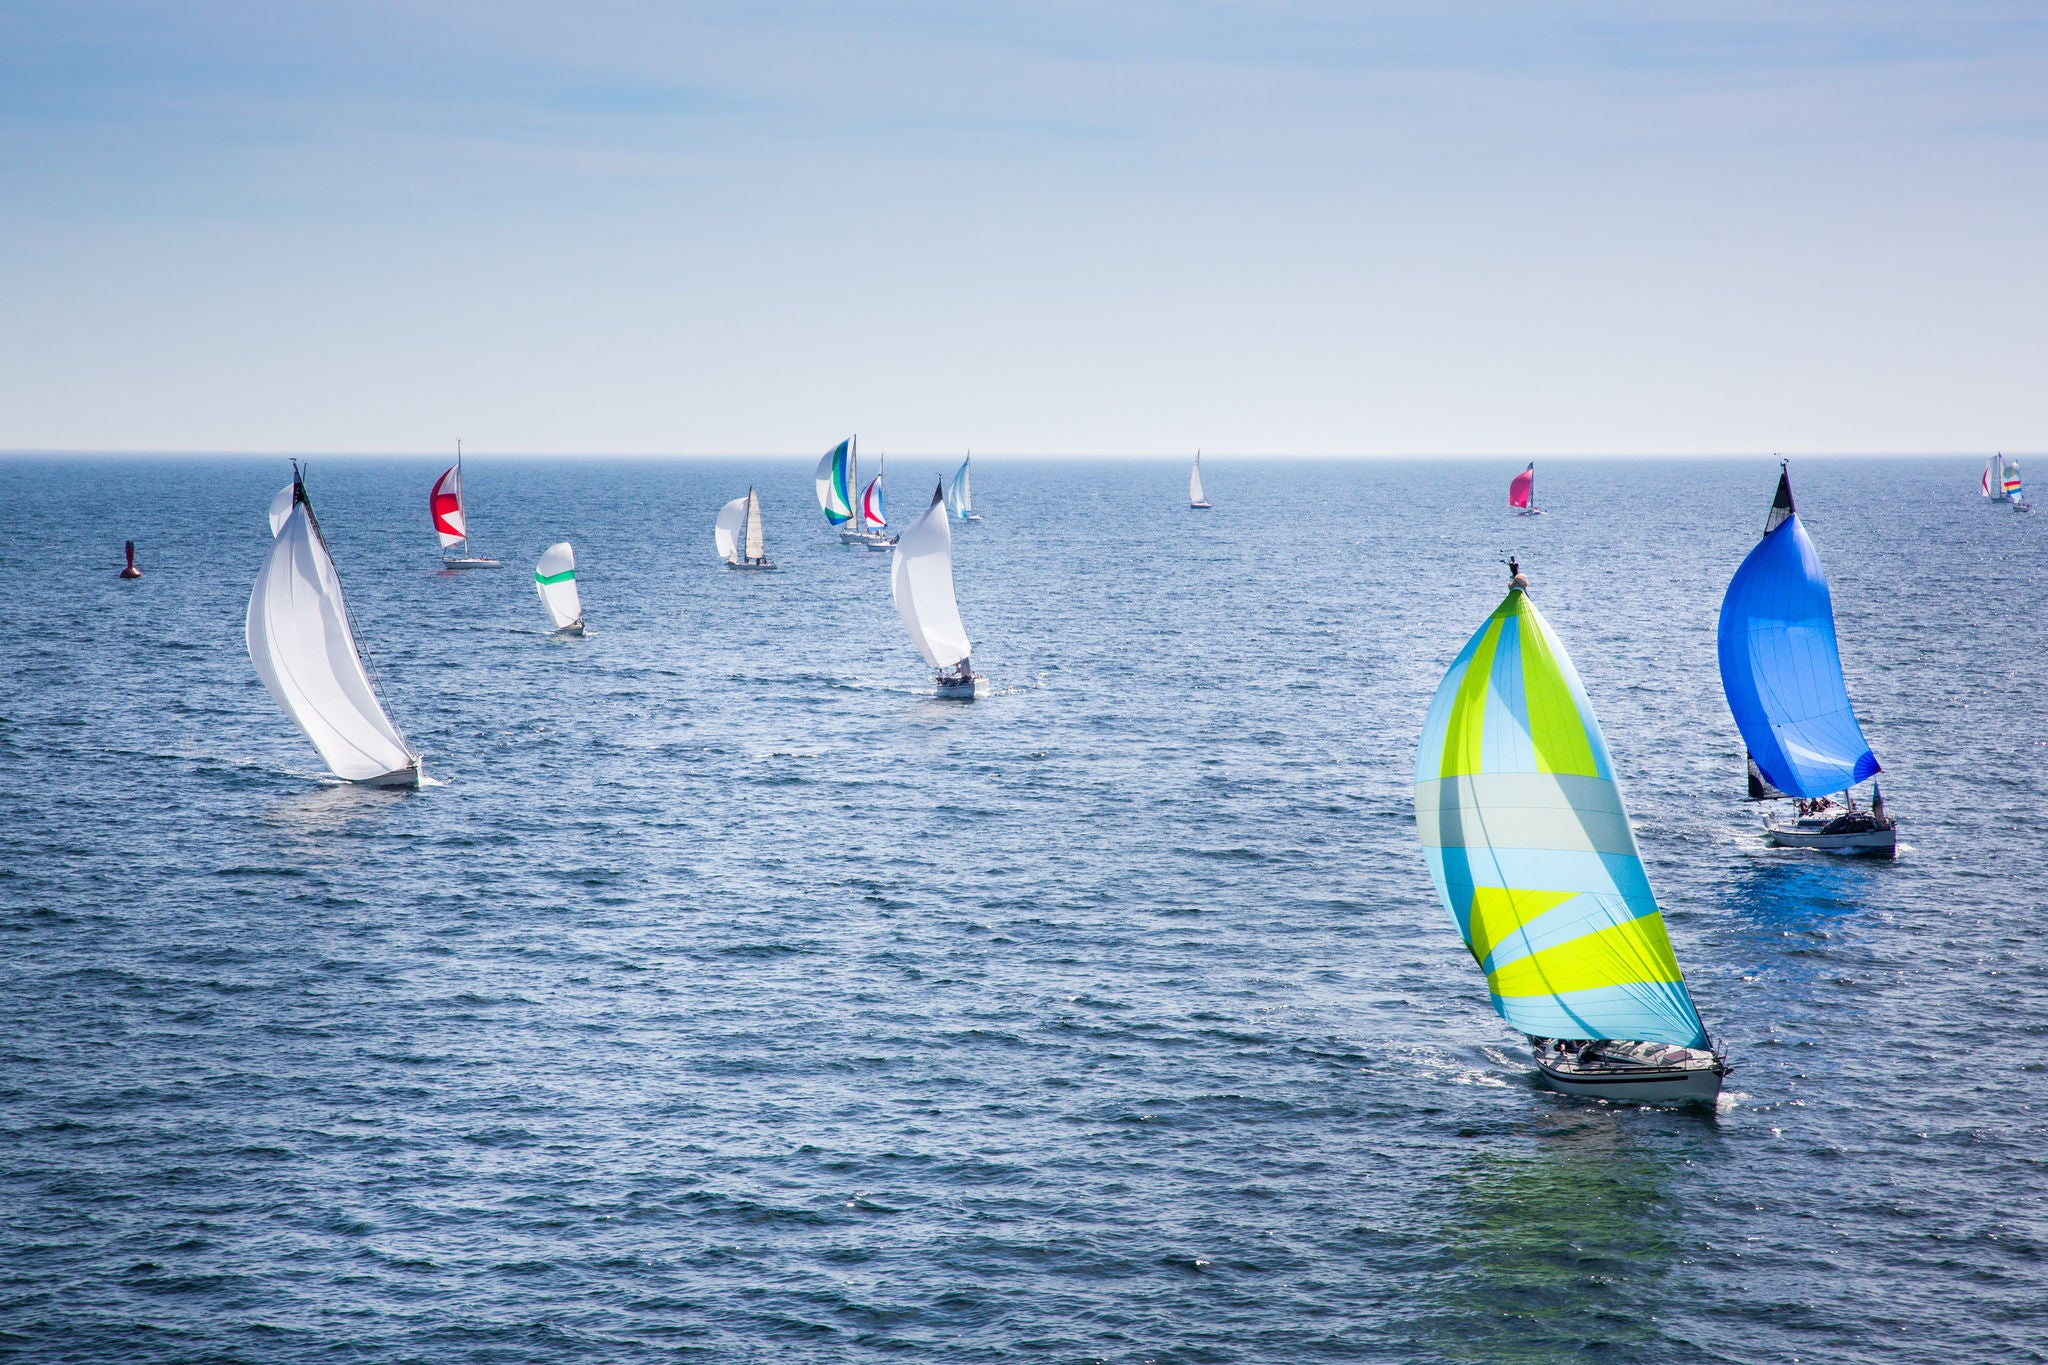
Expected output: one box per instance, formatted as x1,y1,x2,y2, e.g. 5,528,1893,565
1716,469,1880,799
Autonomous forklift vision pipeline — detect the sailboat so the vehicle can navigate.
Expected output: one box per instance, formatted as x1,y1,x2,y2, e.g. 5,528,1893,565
1983,454,2001,499
858,456,898,551
1415,557,1725,1103
1509,462,1544,515
2003,458,2033,511
534,542,585,634
430,442,502,568
716,487,776,570
946,452,983,522
1717,463,1896,856
1189,451,1213,509
892,483,987,699
247,465,423,788
814,436,892,546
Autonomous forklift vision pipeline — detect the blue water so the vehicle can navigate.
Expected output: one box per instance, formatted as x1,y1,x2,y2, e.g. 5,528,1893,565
2,455,2044,1364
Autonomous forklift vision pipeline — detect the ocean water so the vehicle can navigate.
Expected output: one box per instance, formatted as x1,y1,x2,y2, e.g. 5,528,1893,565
1,454,2043,1365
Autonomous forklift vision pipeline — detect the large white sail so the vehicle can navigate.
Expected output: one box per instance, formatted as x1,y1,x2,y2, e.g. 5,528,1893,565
891,486,973,669
744,488,766,560
1189,452,1206,505
715,496,748,562
247,482,417,784
267,484,295,537
535,541,582,630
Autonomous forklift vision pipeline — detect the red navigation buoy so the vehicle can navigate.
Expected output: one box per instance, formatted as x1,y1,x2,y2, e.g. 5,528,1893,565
119,541,143,579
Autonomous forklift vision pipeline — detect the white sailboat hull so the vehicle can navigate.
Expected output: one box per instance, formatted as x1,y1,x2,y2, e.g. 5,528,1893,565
935,673,988,700
726,558,776,571
442,556,502,570
1189,501,1212,510
1532,1040,1724,1105
863,536,898,552
554,620,586,637
840,527,893,545
1763,813,1897,857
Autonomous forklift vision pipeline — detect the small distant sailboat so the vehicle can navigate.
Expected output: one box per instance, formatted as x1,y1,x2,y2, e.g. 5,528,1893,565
430,442,502,569
119,541,142,579
1509,461,1544,515
1983,455,1999,498
248,465,422,788
716,487,776,570
2003,457,2033,511
1717,462,1896,857
859,456,897,551
814,435,892,546
1189,450,1213,509
893,483,987,699
946,453,982,521
534,542,585,635
1415,556,1725,1104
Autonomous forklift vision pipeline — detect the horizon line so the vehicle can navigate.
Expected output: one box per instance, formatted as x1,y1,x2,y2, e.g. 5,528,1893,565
0,448,2016,462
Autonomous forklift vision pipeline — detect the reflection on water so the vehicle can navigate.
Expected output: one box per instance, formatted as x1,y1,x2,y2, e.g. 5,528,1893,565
261,778,414,837
1422,1112,1697,1364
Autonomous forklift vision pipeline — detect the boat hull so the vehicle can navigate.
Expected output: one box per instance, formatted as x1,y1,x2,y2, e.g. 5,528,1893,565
1189,501,1213,510
1763,815,1897,858
725,559,777,571
351,758,423,789
554,621,585,637
935,673,988,700
441,556,502,570
1532,1041,1724,1105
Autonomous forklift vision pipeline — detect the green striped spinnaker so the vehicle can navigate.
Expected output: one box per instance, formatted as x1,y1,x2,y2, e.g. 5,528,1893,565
1413,586,1708,1048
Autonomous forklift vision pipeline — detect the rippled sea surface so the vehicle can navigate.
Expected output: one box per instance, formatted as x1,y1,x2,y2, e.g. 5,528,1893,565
2,455,2044,1364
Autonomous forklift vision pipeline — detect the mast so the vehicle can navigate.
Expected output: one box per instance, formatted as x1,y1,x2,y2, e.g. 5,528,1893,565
849,436,865,533
454,440,466,557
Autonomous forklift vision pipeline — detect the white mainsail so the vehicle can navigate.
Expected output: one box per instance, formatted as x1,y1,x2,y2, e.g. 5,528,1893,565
246,478,418,785
715,496,748,563
744,487,766,561
267,484,295,537
1189,452,1207,505
535,541,582,631
891,486,973,669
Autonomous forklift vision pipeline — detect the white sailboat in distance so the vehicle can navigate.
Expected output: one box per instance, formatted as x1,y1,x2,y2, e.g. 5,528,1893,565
893,482,987,699
534,542,585,635
430,441,502,568
716,487,776,570
248,465,423,788
1189,451,1213,509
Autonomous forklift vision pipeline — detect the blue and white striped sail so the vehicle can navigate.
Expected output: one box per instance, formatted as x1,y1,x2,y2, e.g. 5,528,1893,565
946,456,973,519
1716,467,1880,800
1415,582,1709,1048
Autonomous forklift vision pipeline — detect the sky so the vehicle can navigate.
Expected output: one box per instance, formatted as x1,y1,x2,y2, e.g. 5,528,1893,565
3,1,2046,456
